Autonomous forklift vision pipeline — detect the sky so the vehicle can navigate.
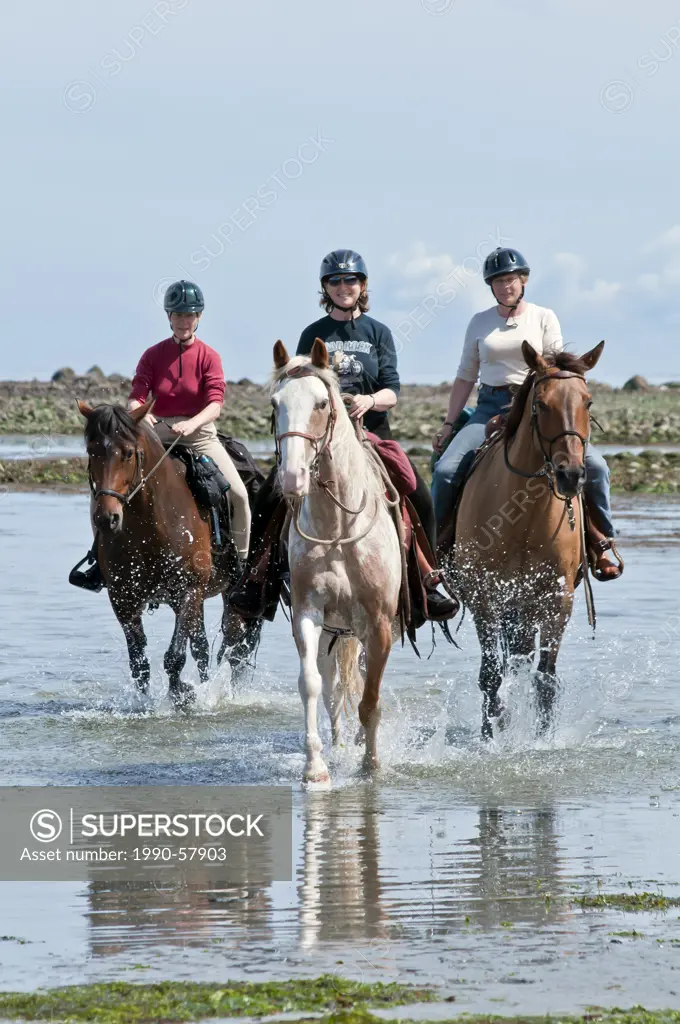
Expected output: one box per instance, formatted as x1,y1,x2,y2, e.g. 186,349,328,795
2,0,680,385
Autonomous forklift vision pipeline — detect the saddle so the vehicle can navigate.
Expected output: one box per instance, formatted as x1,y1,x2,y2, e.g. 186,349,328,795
166,435,265,552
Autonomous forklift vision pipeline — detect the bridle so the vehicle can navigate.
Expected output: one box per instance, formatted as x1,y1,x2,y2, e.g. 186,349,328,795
274,365,337,475
272,365,375,539
503,371,591,505
502,367,598,630
89,431,182,505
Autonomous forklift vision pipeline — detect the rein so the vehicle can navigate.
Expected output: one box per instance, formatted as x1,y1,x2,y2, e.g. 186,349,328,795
273,365,377,544
90,430,183,504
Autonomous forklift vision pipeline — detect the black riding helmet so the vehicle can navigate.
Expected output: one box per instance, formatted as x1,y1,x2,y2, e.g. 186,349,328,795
483,248,530,284
163,280,205,315
319,249,368,281
320,250,367,330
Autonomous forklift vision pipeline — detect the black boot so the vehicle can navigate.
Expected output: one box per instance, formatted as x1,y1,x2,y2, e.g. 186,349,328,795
229,573,271,619
425,589,458,621
69,544,105,593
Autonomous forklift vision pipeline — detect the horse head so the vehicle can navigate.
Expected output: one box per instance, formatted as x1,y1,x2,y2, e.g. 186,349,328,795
77,398,155,533
270,339,342,497
515,340,604,498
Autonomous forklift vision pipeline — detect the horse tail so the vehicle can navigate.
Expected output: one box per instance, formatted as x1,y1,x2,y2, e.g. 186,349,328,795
336,636,364,711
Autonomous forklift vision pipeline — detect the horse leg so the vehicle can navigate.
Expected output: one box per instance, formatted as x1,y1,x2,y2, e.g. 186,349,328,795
474,615,504,740
188,603,210,685
218,595,262,684
535,602,571,734
358,615,392,774
294,608,330,786
164,590,203,708
120,615,150,694
319,634,343,747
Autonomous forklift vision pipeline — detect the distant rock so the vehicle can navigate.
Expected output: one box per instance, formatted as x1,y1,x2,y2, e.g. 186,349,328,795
622,375,650,391
51,367,76,382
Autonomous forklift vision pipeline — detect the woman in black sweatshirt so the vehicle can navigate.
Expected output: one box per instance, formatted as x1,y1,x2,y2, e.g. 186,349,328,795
230,249,454,621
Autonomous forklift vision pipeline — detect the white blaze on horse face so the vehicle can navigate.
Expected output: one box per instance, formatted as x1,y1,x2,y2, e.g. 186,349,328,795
275,377,327,497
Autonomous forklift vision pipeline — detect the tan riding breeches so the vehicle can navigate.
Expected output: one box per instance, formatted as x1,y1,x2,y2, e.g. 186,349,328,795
155,418,251,560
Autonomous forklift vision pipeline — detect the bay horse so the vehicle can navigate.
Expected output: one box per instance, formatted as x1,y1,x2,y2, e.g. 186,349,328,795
78,398,260,706
453,341,604,739
271,339,402,787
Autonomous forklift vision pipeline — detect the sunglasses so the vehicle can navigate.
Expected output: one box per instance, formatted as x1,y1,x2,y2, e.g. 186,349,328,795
326,274,362,286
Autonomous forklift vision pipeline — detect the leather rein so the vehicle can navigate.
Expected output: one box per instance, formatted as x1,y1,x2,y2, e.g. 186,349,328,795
273,366,368,518
273,365,377,544
89,430,183,505
503,371,591,505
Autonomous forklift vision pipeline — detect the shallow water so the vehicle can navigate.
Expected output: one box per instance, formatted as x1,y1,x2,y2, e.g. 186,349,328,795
1,492,680,1013
3,434,680,461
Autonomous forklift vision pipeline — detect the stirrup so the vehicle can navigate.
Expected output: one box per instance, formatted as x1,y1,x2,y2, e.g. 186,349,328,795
68,550,105,592
590,538,624,582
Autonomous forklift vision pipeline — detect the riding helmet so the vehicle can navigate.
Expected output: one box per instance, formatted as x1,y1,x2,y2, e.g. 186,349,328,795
163,280,205,315
319,249,368,281
483,248,530,284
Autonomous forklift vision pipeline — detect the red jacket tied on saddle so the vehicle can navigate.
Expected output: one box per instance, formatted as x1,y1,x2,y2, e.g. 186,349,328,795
129,337,226,418
365,432,417,496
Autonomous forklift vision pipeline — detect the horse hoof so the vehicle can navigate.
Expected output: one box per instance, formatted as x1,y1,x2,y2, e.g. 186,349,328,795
302,776,332,792
170,684,196,710
359,754,379,776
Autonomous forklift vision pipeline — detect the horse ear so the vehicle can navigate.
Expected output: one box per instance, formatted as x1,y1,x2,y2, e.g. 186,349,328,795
129,397,156,423
580,340,605,371
522,340,547,374
311,338,329,369
77,400,93,419
273,340,290,369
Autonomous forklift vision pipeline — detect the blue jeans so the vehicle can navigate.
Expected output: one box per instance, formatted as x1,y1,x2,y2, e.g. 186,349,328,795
431,384,614,536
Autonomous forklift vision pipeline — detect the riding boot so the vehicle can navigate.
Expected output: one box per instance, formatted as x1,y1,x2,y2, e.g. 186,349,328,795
584,498,624,581
404,495,459,622
416,544,459,620
68,540,106,592
229,470,288,619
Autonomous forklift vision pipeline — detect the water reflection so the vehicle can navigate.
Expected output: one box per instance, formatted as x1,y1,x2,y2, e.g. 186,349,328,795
82,795,571,959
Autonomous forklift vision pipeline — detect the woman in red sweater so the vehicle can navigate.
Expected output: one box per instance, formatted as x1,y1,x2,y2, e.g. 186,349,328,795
127,280,251,561
70,281,250,592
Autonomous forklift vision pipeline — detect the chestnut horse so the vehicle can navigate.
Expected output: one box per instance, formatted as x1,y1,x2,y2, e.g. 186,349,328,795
78,399,260,706
453,342,604,739
271,340,402,787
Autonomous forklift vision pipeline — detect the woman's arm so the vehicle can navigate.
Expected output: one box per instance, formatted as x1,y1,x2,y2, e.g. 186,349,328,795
348,326,400,420
169,401,222,435
432,378,475,451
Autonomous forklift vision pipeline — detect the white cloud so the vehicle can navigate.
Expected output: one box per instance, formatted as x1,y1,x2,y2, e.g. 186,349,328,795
384,241,491,312
550,252,622,307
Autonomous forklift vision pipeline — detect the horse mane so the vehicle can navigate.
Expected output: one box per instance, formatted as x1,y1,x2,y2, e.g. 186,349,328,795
84,404,140,447
270,356,344,403
503,351,590,439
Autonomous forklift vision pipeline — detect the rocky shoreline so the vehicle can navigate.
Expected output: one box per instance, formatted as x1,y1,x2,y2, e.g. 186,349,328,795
2,449,679,495
3,368,680,444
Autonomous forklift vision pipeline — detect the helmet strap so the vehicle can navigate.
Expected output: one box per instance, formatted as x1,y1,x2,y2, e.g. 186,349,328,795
324,282,364,330
491,280,526,318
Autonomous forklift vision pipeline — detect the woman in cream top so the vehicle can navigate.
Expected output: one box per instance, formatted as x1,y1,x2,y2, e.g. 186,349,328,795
431,247,619,580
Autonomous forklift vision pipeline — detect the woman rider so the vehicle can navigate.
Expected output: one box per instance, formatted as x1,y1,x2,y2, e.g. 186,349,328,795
70,280,251,591
430,247,621,580
230,249,457,619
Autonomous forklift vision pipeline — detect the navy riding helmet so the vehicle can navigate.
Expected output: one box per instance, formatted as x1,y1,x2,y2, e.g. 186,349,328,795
319,249,368,281
482,248,530,284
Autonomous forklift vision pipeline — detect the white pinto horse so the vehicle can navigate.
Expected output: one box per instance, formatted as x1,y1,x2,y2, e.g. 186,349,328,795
271,339,402,787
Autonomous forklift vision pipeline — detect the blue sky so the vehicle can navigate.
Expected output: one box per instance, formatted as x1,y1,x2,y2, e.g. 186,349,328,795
3,0,680,385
